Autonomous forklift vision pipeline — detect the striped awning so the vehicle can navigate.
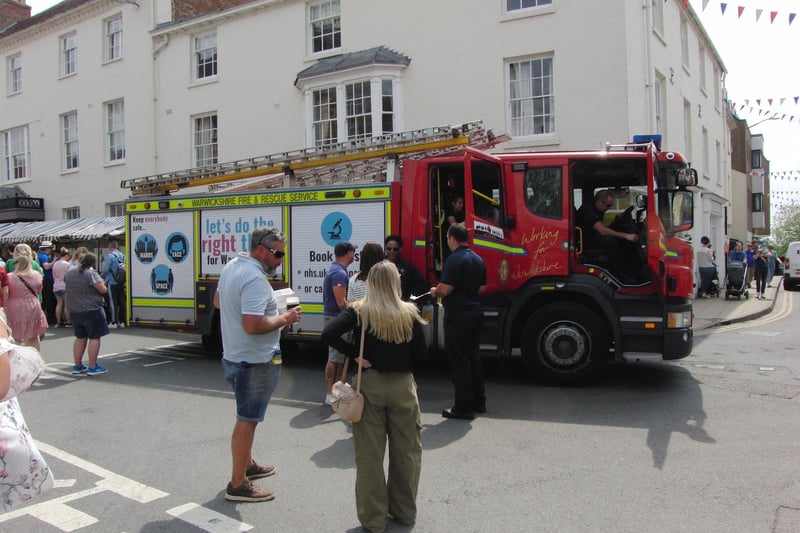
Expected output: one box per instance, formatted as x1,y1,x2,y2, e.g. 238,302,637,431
0,217,125,244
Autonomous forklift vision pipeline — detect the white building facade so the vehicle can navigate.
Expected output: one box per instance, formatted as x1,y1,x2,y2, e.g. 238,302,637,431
2,0,729,240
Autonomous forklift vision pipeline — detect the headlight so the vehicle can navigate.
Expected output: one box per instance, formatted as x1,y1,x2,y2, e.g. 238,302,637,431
667,310,692,329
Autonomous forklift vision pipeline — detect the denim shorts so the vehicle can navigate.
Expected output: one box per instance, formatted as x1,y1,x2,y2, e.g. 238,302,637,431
324,315,346,364
54,290,65,298
222,359,281,422
71,309,109,339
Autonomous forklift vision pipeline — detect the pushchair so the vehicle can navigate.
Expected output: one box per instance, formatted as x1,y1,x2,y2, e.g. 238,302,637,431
724,261,749,300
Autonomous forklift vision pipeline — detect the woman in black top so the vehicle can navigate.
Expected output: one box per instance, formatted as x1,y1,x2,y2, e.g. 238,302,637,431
321,260,426,533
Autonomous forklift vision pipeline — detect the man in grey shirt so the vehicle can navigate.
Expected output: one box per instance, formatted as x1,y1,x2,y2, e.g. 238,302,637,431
214,227,301,502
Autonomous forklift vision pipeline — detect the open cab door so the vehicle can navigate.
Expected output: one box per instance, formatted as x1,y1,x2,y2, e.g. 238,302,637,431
647,151,698,298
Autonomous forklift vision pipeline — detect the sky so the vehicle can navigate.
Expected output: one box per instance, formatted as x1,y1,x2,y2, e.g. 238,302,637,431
25,0,800,198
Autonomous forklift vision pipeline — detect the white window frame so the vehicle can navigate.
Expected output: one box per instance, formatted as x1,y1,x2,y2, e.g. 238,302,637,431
107,202,125,217
7,53,22,95
654,70,666,139
2,125,30,182
62,111,79,171
698,43,707,93
105,99,125,163
302,72,403,147
650,0,664,37
507,54,555,138
193,30,217,81
680,15,690,71
104,14,123,63
504,0,552,14
713,66,721,110
60,31,77,77
309,0,341,55
701,127,709,180
345,81,372,140
193,113,218,167
683,99,692,161
64,207,80,219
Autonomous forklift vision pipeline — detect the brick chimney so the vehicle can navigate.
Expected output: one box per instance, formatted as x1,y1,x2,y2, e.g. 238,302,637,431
172,0,253,21
0,0,31,29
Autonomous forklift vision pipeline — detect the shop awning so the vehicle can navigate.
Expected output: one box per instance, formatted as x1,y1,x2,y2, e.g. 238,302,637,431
0,217,125,244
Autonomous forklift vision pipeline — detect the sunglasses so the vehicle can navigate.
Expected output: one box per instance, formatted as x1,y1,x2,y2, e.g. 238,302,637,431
385,247,400,252
259,239,285,258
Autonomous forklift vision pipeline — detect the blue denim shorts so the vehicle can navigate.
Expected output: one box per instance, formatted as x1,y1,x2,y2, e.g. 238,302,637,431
71,309,109,339
222,359,281,422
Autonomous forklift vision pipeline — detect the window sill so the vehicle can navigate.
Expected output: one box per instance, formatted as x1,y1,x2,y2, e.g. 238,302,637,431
499,4,554,22
58,72,77,81
61,168,79,176
502,134,560,150
6,90,21,97
104,160,126,168
102,56,123,66
652,29,667,47
189,76,218,89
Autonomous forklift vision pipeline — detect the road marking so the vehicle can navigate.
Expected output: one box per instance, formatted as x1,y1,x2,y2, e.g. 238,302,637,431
0,486,104,530
143,360,174,367
167,503,253,532
36,441,168,503
117,356,142,362
53,479,77,488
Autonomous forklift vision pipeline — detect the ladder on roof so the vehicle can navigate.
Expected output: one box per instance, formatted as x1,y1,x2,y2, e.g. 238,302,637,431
122,120,505,197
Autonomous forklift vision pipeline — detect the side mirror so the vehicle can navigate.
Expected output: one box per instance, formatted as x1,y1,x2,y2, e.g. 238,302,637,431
676,167,698,187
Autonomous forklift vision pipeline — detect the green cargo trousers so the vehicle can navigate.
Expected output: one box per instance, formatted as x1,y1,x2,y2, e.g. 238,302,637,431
352,370,422,532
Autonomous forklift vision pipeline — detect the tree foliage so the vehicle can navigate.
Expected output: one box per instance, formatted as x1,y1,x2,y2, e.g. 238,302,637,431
772,203,800,256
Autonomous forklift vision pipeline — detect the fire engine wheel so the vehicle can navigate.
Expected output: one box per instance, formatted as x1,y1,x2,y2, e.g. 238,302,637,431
521,303,607,384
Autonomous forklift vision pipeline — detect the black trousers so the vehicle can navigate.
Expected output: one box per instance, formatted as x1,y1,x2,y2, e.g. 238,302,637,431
444,308,485,413
42,277,56,324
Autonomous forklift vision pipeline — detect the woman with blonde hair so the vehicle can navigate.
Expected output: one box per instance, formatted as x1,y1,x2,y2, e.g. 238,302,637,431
322,260,426,533
3,255,47,350
5,243,43,276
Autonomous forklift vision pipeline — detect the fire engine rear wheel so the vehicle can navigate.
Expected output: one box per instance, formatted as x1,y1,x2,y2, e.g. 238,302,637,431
521,303,607,384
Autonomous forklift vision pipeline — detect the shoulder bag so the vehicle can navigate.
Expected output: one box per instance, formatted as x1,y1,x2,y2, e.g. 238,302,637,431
331,313,366,423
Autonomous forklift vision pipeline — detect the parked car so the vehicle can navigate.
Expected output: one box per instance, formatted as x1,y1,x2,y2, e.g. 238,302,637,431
783,242,800,290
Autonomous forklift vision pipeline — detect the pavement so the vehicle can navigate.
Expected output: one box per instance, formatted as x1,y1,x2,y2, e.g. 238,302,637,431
692,278,781,330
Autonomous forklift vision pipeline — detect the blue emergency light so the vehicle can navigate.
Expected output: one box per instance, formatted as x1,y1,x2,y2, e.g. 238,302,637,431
632,134,662,150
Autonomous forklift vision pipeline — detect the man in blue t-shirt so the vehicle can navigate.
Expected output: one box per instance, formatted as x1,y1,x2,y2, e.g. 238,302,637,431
322,241,355,405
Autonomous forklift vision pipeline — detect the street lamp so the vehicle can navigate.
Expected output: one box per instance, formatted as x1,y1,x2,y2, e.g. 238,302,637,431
749,116,779,129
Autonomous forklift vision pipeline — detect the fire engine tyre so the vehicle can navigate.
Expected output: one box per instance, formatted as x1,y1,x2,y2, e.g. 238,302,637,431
521,303,607,385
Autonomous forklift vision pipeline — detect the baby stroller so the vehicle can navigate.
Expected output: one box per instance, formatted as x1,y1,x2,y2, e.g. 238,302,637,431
724,261,749,300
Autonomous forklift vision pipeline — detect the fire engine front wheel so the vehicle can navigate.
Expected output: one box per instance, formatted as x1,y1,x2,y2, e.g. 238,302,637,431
521,303,607,384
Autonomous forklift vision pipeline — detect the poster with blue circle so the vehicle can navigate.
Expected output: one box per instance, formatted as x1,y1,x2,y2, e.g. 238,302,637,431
166,232,189,263
321,212,353,246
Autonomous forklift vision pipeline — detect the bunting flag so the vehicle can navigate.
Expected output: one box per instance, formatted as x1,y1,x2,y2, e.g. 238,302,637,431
697,1,798,27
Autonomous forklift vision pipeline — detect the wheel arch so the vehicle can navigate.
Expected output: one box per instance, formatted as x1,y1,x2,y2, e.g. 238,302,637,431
503,276,622,356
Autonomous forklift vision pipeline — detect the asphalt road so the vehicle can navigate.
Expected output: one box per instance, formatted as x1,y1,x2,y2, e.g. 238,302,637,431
5,291,800,532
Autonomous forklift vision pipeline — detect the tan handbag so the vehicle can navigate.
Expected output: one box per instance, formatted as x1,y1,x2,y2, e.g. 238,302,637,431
331,313,366,423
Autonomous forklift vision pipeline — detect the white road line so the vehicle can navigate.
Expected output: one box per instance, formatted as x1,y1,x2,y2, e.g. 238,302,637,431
36,441,168,503
143,360,174,367
53,479,77,488
0,486,104,530
167,503,253,532
117,357,142,362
